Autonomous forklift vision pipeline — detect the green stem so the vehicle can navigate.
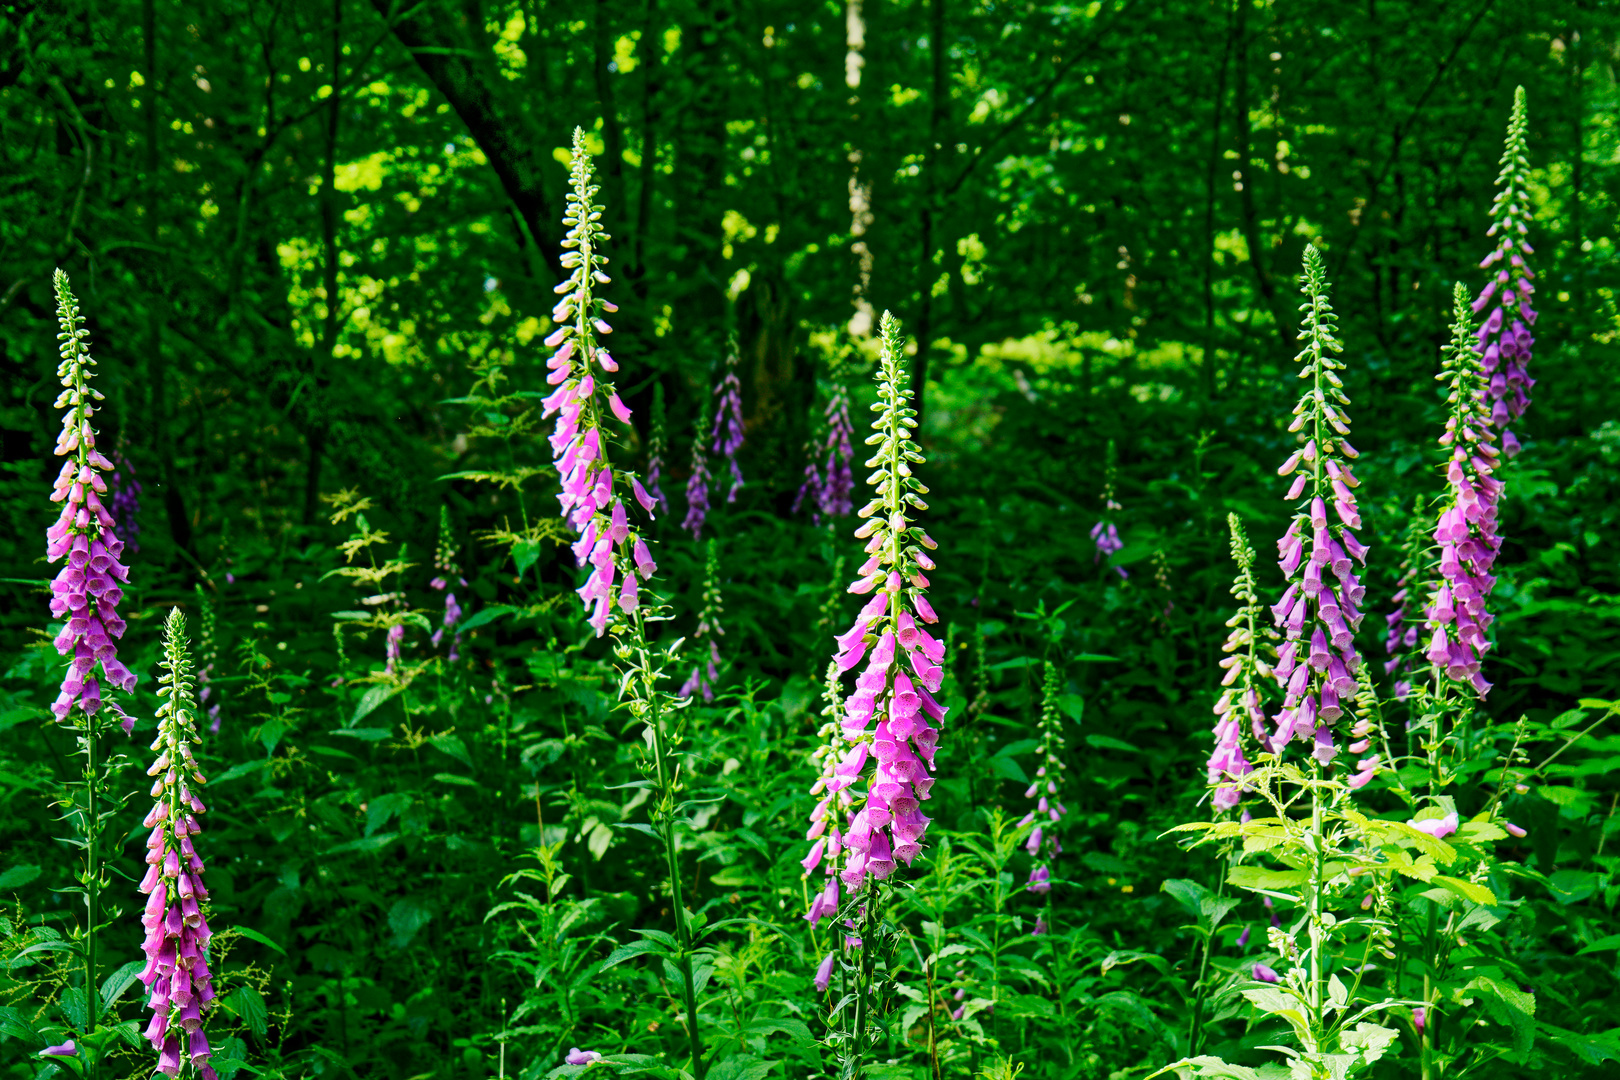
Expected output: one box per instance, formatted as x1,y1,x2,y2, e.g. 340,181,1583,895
638,608,706,1080
1185,846,1230,1054
85,710,98,1069
846,879,881,1080
1308,760,1325,1042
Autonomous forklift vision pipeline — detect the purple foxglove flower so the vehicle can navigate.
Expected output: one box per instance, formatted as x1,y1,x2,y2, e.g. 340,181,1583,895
565,1048,603,1066
541,130,661,637
1413,1007,1426,1035
679,543,725,703
139,609,220,1076
1419,284,1503,699
709,341,746,503
644,383,670,515
45,272,136,726
804,311,944,926
39,1041,77,1057
110,444,142,552
1266,248,1368,777
1237,925,1251,948
791,436,824,521
814,951,836,992
683,412,712,539
1032,915,1047,937
1024,663,1069,887
1253,963,1280,984
1505,822,1527,838
1475,87,1535,455
1207,515,1275,809
1090,440,1127,577
804,355,855,521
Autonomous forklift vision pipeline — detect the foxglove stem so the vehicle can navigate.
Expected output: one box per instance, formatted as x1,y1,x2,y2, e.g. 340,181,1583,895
139,609,220,1080
548,131,703,1079
429,506,466,661
1422,282,1501,700
1268,246,1369,778
820,355,856,519
1208,514,1275,808
1021,662,1067,894
812,312,944,1077
195,586,222,734
1475,87,1535,455
710,342,746,502
1382,495,1431,703
646,383,670,515
678,542,724,702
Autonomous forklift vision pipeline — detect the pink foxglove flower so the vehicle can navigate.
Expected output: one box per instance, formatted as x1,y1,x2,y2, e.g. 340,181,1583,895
540,130,658,637
710,343,746,502
678,542,724,703
139,609,220,1079
1474,87,1535,456
1423,283,1502,697
1407,811,1459,840
805,312,945,953
565,1048,603,1066
45,270,137,724
1021,662,1068,891
1208,515,1274,809
1269,247,1369,773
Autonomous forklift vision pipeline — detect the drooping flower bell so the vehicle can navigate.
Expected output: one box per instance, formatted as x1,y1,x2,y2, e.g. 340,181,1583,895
1474,87,1536,456
1208,514,1275,809
539,129,659,637
138,609,220,1080
1269,246,1369,770
678,541,725,703
807,311,946,924
710,340,746,503
1021,662,1068,891
1422,282,1501,697
45,270,137,725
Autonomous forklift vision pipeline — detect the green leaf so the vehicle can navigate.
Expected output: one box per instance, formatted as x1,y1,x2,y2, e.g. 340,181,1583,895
512,540,542,577
1431,875,1496,906
388,898,434,947
234,927,288,956
100,960,144,1009
225,986,269,1038
429,732,474,769
1056,693,1085,723
599,939,669,972
1576,933,1620,956
0,864,41,890
458,605,516,633
353,685,402,724
434,772,479,787
212,759,270,785
330,727,391,741
324,833,399,856
1085,734,1138,753
1227,866,1309,891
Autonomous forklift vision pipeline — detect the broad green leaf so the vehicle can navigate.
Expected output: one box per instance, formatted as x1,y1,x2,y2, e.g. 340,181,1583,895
1227,866,1309,891
1431,875,1496,905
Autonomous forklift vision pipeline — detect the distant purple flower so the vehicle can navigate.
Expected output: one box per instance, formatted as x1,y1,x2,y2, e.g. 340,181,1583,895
1423,284,1502,697
1268,248,1369,776
819,366,855,519
109,445,142,552
565,1047,603,1066
45,271,136,726
710,345,746,503
139,609,219,1078
1091,440,1127,578
540,130,658,638
1253,963,1280,984
683,420,712,539
645,384,670,515
384,623,404,674
1032,915,1047,937
792,442,823,519
1021,663,1067,891
429,508,466,658
39,1041,77,1057
1475,87,1535,456
1237,925,1251,948
679,543,724,703
809,312,943,927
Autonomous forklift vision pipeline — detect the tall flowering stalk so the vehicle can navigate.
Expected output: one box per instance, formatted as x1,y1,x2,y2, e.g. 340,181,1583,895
710,342,746,503
195,585,222,734
1269,245,1369,769
139,608,220,1079
1207,514,1274,809
645,383,670,516
1422,282,1501,698
808,311,945,1076
429,506,466,661
805,659,847,992
541,129,706,1078
44,272,138,1066
678,541,724,702
683,401,712,539
1090,440,1126,578
820,352,856,519
1021,662,1068,894
1381,496,1430,702
1475,87,1535,456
